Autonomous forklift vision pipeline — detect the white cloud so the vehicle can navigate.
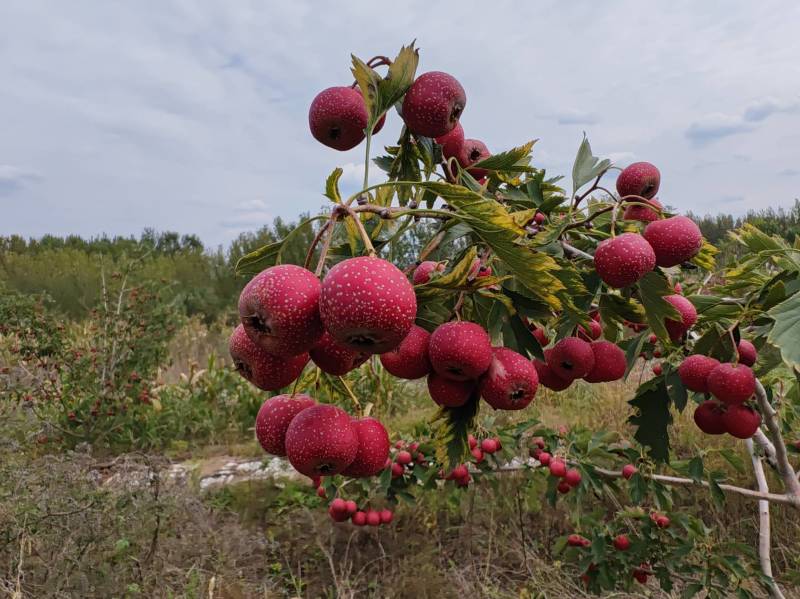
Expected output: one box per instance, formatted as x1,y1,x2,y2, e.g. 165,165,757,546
0,1,799,242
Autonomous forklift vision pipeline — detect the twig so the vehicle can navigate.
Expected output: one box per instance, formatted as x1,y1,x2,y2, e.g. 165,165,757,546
314,213,339,277
560,242,594,261
746,438,785,599
304,219,331,270
754,379,800,497
754,429,779,470
341,206,376,256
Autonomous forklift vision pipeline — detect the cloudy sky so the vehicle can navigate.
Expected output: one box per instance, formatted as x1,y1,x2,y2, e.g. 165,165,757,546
1,1,799,247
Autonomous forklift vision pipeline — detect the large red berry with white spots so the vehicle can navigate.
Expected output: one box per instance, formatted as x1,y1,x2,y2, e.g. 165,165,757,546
693,400,727,435
583,341,626,383
577,319,602,342
479,347,539,410
229,325,309,391
623,197,663,222
427,372,476,407
412,261,444,284
309,332,369,376
547,337,595,381
456,139,491,178
320,257,416,354
664,294,697,341
594,233,656,288
737,340,757,367
722,404,761,439
238,265,324,357
255,394,316,456
284,404,358,477
379,325,431,379
678,355,720,393
342,417,390,478
707,363,756,405
644,216,704,267
616,162,660,199
435,122,465,160
533,355,572,391
429,321,492,381
309,87,378,151
401,71,466,138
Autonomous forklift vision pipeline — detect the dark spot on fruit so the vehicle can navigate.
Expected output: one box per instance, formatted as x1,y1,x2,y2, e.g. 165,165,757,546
318,463,335,474
450,103,464,123
510,388,525,401
560,361,574,372
234,359,252,379
244,315,272,335
329,126,341,140
469,148,482,161
346,334,378,348
446,366,464,377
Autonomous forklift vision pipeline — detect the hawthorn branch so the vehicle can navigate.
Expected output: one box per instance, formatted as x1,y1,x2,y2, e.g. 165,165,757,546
754,379,800,498
304,219,332,271
746,438,785,599
754,428,779,470
560,242,594,261
483,462,800,507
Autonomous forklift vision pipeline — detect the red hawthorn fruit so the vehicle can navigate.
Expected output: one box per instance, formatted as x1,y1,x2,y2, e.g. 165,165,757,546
310,332,370,376
547,337,595,381
652,363,663,376
564,469,582,487
435,122,465,160
284,404,359,477
568,534,588,547
394,440,405,449
342,417,390,478
309,86,379,151
583,341,627,383
594,233,656,288
427,372,475,408
538,451,552,466
379,509,393,524
391,463,404,478
644,216,704,267
737,339,758,367
479,347,539,410
409,441,420,453
534,211,546,225
366,510,381,527
622,464,637,479
707,363,756,405
351,511,367,526
396,450,412,466
471,447,484,463
455,472,471,487
633,564,649,584
493,437,502,450
653,349,662,358
557,480,571,494
613,534,631,551
722,404,762,439
533,357,572,391
317,486,327,498
468,434,478,449
319,256,416,354
616,162,660,199
480,438,498,454
345,500,358,514
530,326,550,347
402,71,466,138
379,325,432,379
330,498,347,514
229,325,309,391
329,504,350,522
429,321,493,381
663,295,698,341
255,394,316,456
451,464,469,480
412,260,445,285
655,515,670,529
674,282,683,293
549,459,567,478
693,401,727,435
623,197,663,222
678,354,720,393
648,333,658,344
577,319,603,341
456,139,491,179
238,264,324,357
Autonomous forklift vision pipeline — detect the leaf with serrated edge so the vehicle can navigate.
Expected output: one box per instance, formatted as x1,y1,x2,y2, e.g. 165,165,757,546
572,134,611,195
637,271,681,342
767,291,800,370
325,168,343,203
628,376,672,462
431,392,480,471
469,140,536,173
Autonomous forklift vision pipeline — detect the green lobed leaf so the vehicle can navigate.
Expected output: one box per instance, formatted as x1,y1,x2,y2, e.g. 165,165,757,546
571,134,611,196
419,182,565,310
637,271,681,342
767,291,800,370
469,140,536,173
324,168,343,203
234,216,326,276
431,391,480,471
628,375,672,462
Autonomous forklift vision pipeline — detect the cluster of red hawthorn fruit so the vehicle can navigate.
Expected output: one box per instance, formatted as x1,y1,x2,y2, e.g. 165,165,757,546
528,436,583,494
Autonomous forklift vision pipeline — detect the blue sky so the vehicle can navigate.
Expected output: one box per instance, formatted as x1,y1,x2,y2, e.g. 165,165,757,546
1,1,799,247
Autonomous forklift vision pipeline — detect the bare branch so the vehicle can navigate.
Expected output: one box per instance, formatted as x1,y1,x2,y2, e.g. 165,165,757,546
754,379,800,498
746,438,785,599
560,241,594,261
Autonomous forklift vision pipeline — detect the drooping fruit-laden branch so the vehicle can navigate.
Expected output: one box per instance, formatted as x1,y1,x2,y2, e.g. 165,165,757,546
754,380,800,498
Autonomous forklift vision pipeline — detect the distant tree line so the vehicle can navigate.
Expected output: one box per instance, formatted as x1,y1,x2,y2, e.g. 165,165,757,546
686,199,800,244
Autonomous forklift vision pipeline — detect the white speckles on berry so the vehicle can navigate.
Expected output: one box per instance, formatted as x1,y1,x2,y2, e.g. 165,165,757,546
284,404,359,477
229,325,309,391
594,233,656,288
479,347,538,410
428,321,492,381
402,72,466,138
644,216,703,267
255,394,316,456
